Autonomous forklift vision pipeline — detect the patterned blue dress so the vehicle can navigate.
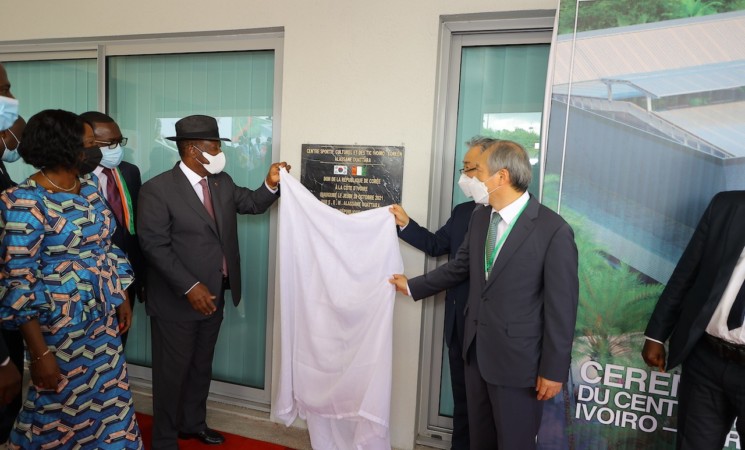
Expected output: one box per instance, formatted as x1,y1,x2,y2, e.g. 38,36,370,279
0,176,142,449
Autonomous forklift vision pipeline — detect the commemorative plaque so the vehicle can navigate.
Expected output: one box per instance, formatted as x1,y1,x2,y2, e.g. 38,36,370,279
300,144,405,214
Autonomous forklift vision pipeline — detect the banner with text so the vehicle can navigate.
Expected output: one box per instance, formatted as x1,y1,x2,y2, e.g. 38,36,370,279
539,2,745,449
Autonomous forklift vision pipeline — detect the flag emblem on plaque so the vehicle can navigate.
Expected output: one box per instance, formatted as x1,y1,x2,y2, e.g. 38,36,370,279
334,165,348,175
351,166,366,176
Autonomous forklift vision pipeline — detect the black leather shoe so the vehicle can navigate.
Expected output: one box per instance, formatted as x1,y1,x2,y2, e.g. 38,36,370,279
177,428,225,445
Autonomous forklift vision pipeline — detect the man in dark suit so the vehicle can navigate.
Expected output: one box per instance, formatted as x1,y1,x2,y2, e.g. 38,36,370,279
388,138,496,450
138,115,288,450
0,62,25,444
643,191,745,449
390,140,578,450
81,111,144,346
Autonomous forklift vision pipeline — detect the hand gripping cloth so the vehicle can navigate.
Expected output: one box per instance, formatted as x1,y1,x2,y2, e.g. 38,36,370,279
274,168,403,450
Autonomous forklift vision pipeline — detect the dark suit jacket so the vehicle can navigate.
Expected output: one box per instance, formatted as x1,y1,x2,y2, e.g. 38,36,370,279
137,164,278,321
409,196,578,387
645,191,745,370
106,161,146,299
0,161,13,192
0,162,11,362
0,335,7,362
399,201,476,348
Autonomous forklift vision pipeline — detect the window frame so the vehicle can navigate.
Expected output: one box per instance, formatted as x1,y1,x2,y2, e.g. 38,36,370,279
0,29,284,409
418,11,555,447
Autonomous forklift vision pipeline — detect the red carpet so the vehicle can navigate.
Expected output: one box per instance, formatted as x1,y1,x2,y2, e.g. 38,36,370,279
136,413,295,450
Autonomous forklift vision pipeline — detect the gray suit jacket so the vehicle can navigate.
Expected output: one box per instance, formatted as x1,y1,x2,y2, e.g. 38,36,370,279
409,196,578,387
137,164,278,321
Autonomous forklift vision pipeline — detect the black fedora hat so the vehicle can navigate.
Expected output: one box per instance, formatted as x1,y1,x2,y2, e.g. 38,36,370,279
166,115,230,142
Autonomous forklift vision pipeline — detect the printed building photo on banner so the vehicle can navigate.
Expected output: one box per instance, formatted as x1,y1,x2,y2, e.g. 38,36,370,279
541,2,745,449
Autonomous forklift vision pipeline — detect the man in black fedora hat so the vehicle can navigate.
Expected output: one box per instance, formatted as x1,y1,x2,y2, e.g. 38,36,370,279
138,114,289,449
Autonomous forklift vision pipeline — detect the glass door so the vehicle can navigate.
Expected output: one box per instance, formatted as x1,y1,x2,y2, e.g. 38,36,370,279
418,20,552,446
109,50,278,403
0,30,284,410
3,58,98,182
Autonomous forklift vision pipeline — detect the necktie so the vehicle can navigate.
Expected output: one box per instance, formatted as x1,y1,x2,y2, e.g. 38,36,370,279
199,179,228,277
199,179,216,220
102,168,124,226
484,212,501,274
727,282,745,330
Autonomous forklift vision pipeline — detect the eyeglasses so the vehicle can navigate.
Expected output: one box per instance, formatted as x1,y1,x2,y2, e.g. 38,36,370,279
95,138,128,149
459,167,477,175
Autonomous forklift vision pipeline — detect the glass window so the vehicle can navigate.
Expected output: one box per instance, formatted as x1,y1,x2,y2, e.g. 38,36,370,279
421,21,552,445
440,43,549,419
452,44,549,208
3,59,98,181
111,50,275,389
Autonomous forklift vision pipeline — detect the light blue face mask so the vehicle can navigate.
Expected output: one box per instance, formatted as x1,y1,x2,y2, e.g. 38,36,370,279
0,96,19,131
1,129,21,163
99,144,124,169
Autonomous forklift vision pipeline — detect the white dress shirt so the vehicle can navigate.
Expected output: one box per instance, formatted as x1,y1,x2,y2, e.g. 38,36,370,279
178,162,207,202
705,245,745,344
647,245,745,346
92,166,109,199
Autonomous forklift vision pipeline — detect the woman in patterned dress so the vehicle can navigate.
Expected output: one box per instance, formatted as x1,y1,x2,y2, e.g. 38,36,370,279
0,109,143,449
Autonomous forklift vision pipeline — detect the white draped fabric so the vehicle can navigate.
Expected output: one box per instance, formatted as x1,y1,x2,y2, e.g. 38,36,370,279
274,168,403,450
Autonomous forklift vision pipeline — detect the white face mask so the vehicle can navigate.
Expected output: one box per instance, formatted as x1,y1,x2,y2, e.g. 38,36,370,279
1,129,21,163
99,144,124,169
471,174,500,206
457,173,474,198
196,146,226,175
0,97,19,131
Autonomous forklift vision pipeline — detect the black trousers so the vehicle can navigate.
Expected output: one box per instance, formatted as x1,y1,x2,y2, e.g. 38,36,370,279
464,344,542,450
447,332,469,450
676,338,745,450
150,309,224,450
0,329,23,443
